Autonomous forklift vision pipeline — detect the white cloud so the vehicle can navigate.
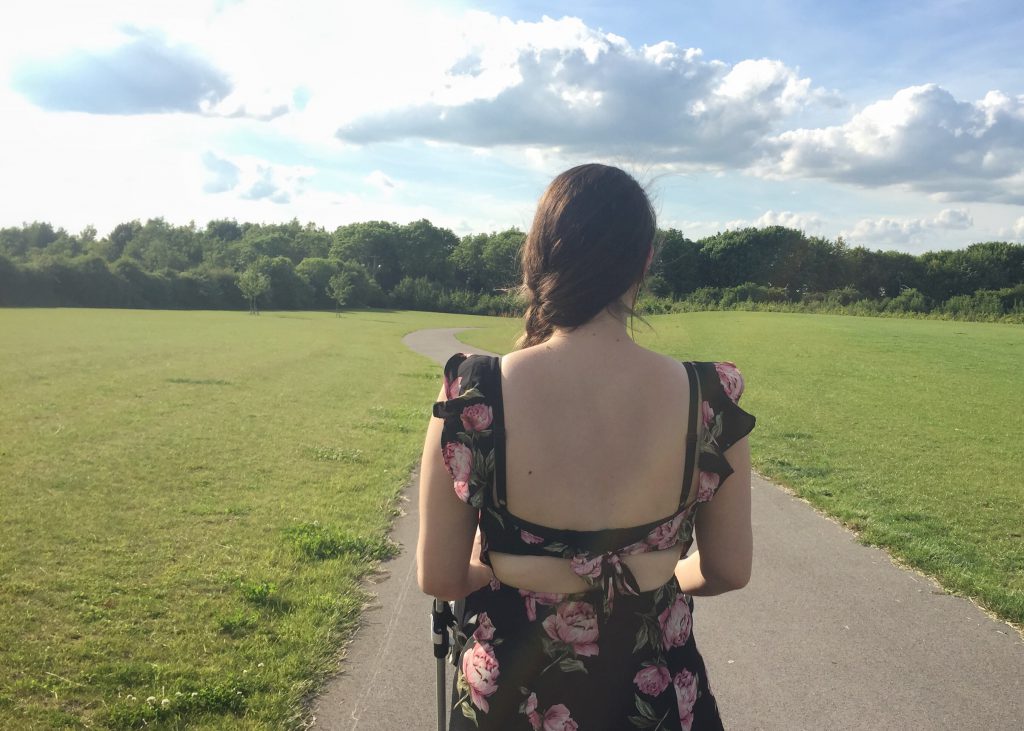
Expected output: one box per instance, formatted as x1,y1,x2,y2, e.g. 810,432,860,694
1000,216,1024,241
723,210,825,233
11,28,231,115
364,170,398,194
335,20,822,167
3,1,1024,240
201,152,314,205
765,85,1024,203
840,208,974,248
934,208,973,229
202,152,240,193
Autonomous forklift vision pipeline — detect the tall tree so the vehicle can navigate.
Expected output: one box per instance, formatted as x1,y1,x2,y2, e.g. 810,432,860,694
237,266,271,315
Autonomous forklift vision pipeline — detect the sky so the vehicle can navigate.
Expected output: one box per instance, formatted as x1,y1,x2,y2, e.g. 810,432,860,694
1,0,1023,253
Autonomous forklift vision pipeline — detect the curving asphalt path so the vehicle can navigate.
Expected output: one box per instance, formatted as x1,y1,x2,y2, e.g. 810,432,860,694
308,327,1023,730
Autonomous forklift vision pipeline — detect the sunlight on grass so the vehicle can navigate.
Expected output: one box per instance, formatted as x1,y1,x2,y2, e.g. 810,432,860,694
0,308,495,729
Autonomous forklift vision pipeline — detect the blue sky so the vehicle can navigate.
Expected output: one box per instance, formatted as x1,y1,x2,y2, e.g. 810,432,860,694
1,0,1022,251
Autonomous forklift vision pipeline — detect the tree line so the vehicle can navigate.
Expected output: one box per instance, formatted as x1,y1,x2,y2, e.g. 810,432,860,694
1,218,1022,322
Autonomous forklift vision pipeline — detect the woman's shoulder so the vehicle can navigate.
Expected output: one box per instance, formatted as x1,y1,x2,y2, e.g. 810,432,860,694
440,352,497,394
685,360,746,404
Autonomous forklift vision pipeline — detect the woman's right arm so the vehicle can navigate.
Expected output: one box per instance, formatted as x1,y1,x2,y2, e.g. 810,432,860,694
416,384,492,601
675,435,753,595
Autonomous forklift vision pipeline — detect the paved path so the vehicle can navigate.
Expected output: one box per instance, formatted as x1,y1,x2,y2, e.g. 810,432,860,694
309,327,1023,730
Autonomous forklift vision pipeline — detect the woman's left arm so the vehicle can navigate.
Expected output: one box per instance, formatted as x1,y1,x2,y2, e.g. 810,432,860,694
416,384,493,601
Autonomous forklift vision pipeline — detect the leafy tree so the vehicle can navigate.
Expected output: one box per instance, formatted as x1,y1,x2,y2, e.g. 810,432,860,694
390,275,444,311
237,266,271,315
0,221,63,260
326,272,353,314
337,260,385,308
397,219,459,285
123,218,201,272
651,229,702,296
261,256,313,309
95,220,143,262
0,254,25,305
113,258,171,308
205,219,243,243
293,222,332,260
1,217,1021,321
331,221,404,289
296,257,340,309
450,228,524,292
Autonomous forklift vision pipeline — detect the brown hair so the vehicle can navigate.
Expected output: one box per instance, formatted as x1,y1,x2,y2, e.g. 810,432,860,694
514,164,657,349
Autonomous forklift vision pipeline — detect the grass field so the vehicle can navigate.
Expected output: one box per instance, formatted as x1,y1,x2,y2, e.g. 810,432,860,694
459,312,1024,628
3,308,1021,729
0,308,494,729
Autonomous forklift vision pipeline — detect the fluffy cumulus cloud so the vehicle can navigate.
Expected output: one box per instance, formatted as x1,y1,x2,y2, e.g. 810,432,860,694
3,2,1024,239
766,85,1024,204
200,151,312,205
840,208,974,247
12,29,231,114
336,15,826,167
328,13,1024,207
724,209,825,233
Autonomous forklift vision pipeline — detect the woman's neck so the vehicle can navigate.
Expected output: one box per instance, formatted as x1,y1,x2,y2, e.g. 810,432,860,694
546,305,634,348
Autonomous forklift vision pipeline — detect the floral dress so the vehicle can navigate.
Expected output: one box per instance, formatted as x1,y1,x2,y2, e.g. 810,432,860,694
432,353,756,731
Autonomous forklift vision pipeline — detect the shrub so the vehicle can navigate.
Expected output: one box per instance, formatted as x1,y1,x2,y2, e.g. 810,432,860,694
886,287,930,313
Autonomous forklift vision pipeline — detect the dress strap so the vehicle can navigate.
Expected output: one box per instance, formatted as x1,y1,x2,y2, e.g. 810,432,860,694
679,361,701,509
488,355,509,510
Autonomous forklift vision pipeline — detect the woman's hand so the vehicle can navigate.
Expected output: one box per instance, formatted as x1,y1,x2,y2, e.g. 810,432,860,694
467,527,495,593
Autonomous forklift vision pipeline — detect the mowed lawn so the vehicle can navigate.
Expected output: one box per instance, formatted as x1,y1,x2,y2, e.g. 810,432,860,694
460,312,1024,627
0,308,495,730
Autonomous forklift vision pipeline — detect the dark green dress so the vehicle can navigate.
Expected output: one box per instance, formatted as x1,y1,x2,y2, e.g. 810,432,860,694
433,353,755,730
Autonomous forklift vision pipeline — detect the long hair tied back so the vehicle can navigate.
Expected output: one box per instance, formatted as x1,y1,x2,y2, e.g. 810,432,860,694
515,164,656,349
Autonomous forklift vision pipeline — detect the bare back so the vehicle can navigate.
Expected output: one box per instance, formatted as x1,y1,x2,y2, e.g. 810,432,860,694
489,338,699,592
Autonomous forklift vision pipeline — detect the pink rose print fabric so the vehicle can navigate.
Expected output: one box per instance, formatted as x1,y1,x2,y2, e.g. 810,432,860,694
520,589,562,622
519,694,580,731
674,669,700,731
697,470,720,502
520,529,545,544
435,354,751,729
460,640,500,712
660,593,693,650
461,402,493,432
645,512,687,550
542,601,600,657
442,441,473,502
634,664,672,696
472,612,495,641
539,703,578,731
714,361,744,403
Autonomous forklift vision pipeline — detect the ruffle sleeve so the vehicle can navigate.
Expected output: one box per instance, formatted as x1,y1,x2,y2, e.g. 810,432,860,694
694,361,756,503
432,352,496,509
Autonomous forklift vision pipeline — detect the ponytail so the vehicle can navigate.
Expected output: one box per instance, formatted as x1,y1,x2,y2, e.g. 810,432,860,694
515,298,556,349
512,164,656,351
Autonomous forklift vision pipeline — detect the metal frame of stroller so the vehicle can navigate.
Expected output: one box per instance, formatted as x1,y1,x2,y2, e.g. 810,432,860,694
430,597,465,731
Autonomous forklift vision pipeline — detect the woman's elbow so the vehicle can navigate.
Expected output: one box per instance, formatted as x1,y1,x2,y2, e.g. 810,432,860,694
417,566,464,601
703,558,751,593
721,565,751,591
